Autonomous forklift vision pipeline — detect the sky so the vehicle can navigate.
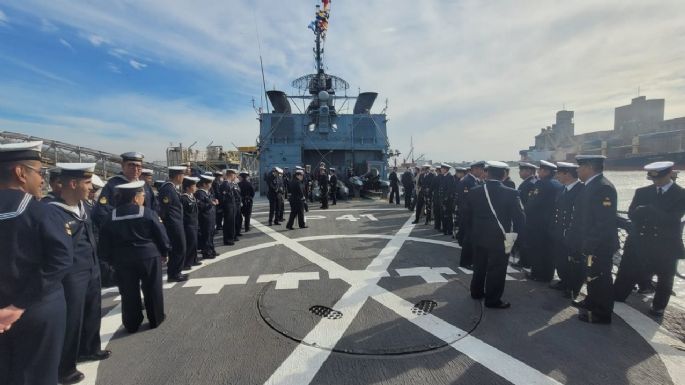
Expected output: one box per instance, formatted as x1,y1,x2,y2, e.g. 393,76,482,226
0,0,684,163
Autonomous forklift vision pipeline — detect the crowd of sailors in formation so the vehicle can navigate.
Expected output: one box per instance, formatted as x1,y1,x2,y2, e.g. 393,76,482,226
0,143,256,385
2,140,685,385
390,157,684,322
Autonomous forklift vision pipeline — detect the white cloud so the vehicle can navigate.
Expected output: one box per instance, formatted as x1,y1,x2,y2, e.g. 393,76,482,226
128,59,147,70
86,33,106,46
2,0,685,161
106,63,121,74
0,9,8,25
58,38,74,51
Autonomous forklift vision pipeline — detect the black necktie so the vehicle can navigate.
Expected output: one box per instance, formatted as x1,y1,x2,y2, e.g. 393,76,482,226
658,187,664,196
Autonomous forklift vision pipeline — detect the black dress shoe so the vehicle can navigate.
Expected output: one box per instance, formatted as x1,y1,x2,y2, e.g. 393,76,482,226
224,241,235,246
485,301,511,309
301,225,309,228
549,281,565,290
411,220,419,224
471,293,484,300
649,307,665,317
167,274,189,283
203,255,216,260
77,350,111,362
578,310,611,324
570,299,587,309
274,222,281,225
182,266,192,271
286,226,294,230
245,228,251,232
192,261,203,266
59,370,85,385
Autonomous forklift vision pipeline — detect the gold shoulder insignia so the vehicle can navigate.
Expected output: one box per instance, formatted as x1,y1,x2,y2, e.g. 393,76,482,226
602,197,612,207
162,196,170,204
99,196,107,205
65,223,72,236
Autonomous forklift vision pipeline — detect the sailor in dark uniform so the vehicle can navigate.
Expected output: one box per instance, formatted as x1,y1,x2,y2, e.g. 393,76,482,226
318,165,329,209
233,173,244,238
305,164,314,203
220,169,239,245
412,165,431,224
329,168,338,205
439,164,457,235
275,168,285,223
462,161,525,309
48,163,110,384
98,181,169,333
455,161,484,268
282,167,291,200
549,162,585,299
211,171,224,230
266,167,280,225
181,176,201,270
451,167,467,237
239,171,255,232
0,141,73,385
158,166,188,282
92,152,156,228
195,175,217,259
388,167,400,204
614,161,685,317
42,168,62,203
512,162,539,268
503,168,516,189
431,165,443,230
286,170,308,230
572,155,619,324
527,160,563,282
401,167,414,210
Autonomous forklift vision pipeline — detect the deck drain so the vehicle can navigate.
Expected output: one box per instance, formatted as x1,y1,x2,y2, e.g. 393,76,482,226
309,305,343,320
411,300,437,315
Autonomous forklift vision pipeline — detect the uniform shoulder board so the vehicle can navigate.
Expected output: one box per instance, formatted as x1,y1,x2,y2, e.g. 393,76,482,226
99,196,108,205
602,197,612,207
162,196,170,204
65,222,72,236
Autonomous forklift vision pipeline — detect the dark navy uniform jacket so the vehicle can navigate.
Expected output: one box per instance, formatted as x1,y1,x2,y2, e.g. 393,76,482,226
289,180,306,204
462,181,525,250
93,174,157,227
47,199,98,273
550,182,585,252
329,174,338,190
389,171,399,187
518,176,537,206
219,180,238,207
195,189,215,227
627,183,685,260
318,173,329,194
525,177,563,229
98,203,170,263
239,180,255,203
181,194,199,229
158,182,184,231
456,173,477,208
401,171,413,189
440,174,457,203
579,174,620,256
431,174,442,199
503,177,516,189
0,190,73,309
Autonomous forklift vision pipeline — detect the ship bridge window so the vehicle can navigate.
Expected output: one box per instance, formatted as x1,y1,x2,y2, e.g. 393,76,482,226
270,116,294,143
353,118,377,144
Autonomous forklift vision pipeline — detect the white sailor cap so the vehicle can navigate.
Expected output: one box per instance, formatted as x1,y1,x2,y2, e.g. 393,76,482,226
454,166,468,172
141,168,153,175
422,163,431,168
212,170,223,176
239,170,250,176
275,167,283,173
121,152,144,162
470,160,486,168
575,154,607,163
295,166,304,171
485,160,509,169
56,163,96,178
0,141,43,162
199,174,215,182
329,167,336,171
440,163,451,169
556,162,579,169
295,169,304,175
539,160,557,170
115,180,146,190
168,166,186,172
518,162,539,169
183,176,200,182
226,168,239,174
91,174,105,188
48,167,62,178
645,161,674,179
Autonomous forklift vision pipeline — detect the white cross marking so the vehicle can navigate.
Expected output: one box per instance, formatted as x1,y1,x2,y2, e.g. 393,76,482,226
459,267,518,281
183,276,249,294
256,272,320,289
395,267,457,283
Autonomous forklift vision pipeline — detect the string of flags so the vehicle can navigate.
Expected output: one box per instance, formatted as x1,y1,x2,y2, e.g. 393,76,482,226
308,0,331,39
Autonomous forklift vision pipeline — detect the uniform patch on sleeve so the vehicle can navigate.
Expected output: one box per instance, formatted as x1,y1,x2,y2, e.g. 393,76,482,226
99,196,107,205
602,197,612,207
162,196,170,204
65,223,72,236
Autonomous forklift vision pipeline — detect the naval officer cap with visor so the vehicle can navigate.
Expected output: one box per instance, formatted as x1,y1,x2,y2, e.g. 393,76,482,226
168,165,186,175
484,160,509,170
556,161,579,170
120,152,144,162
518,162,539,170
0,141,43,163
644,161,674,180
470,160,487,169
539,160,557,170
199,174,215,182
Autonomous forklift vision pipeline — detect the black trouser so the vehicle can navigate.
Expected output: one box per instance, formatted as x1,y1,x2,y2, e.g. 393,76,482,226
554,240,586,295
389,185,400,204
0,290,66,385
584,251,615,319
198,219,214,257
320,189,329,209
470,245,508,306
459,235,474,267
215,207,223,230
115,257,164,332
425,194,433,223
276,193,284,221
268,195,277,224
530,231,555,282
415,191,425,221
235,204,242,235
242,200,253,231
615,252,677,310
432,194,441,229
442,200,454,235
59,268,102,377
165,224,186,278
183,225,198,267
403,186,413,208
331,188,337,205
223,204,236,242
287,200,306,228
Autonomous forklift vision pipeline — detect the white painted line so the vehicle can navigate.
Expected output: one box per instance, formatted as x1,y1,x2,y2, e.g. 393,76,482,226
459,266,517,281
79,304,122,384
304,215,326,220
256,272,320,290
335,214,358,222
360,214,378,221
395,267,457,283
183,276,250,294
291,233,460,249
328,269,390,284
252,207,408,215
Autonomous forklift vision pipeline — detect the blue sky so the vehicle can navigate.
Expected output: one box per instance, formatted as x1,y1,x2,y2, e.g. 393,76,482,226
1,1,684,162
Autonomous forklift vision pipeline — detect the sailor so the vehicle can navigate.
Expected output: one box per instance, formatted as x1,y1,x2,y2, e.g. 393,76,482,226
318,165,330,209
431,165,443,230
455,161,484,268
452,166,467,237
329,168,338,205
42,168,62,202
238,171,255,232
212,171,224,230
282,167,291,200
388,166,400,205
549,162,585,299
401,167,414,210
304,164,314,203
461,161,525,309
232,173,243,239
503,168,516,189
440,164,457,236
86,174,106,210
97,181,169,333
614,161,685,317
469,161,486,185
46,163,109,384
220,169,239,245
181,176,201,270
526,160,563,282
92,152,156,227
0,141,73,385
412,164,431,224
159,166,188,282
511,162,539,269
286,170,308,230
141,168,153,186
267,167,281,226
572,155,619,324
195,175,217,259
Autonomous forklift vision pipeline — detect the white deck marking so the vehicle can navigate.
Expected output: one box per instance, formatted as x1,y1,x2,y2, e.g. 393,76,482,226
328,269,390,283
256,272,320,289
183,276,250,294
79,304,122,384
395,267,457,283
459,266,517,281
252,207,408,215
255,217,563,385
305,215,326,220
359,214,378,221
335,214,358,221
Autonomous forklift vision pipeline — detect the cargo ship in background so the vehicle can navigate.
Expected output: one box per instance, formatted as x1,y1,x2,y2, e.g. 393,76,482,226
520,95,685,169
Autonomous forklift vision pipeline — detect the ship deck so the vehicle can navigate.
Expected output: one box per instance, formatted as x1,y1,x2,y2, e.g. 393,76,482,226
89,199,685,385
